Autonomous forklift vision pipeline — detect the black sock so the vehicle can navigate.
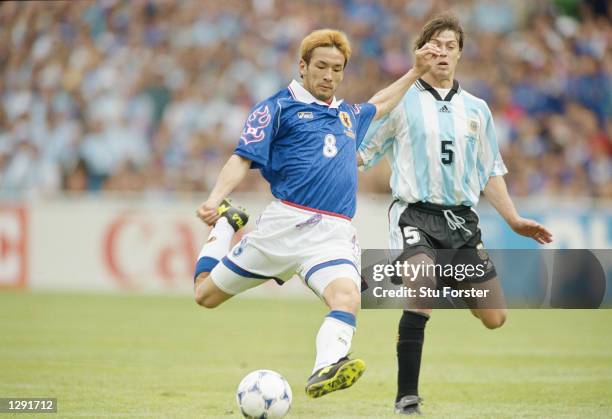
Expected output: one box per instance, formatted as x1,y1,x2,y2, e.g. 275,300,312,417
396,310,429,402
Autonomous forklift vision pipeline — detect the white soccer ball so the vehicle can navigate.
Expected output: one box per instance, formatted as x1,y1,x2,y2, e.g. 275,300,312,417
236,370,292,419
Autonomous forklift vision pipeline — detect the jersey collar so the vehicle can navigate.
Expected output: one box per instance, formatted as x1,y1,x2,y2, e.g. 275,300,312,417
288,79,343,109
416,78,461,102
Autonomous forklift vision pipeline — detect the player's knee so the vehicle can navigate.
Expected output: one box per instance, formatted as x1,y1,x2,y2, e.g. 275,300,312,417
194,289,219,308
194,278,223,309
481,310,506,329
482,317,505,329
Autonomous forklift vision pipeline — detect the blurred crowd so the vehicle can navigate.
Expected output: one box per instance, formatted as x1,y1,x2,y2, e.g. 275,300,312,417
0,0,610,200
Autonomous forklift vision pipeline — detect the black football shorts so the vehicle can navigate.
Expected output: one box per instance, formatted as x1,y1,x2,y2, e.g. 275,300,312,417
391,200,497,284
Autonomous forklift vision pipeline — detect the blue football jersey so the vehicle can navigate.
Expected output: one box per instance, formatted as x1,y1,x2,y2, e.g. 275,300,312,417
234,80,376,219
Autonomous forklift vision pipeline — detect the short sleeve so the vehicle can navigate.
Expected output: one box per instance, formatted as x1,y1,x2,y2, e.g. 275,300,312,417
351,103,377,148
478,104,508,183
491,152,508,177
358,105,398,171
234,101,279,169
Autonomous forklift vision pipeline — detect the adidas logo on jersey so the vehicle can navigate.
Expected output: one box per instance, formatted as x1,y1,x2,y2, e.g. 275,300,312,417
439,105,451,113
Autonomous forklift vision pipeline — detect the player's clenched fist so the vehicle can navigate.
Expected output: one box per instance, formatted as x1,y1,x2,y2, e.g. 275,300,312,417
196,199,221,225
413,42,441,76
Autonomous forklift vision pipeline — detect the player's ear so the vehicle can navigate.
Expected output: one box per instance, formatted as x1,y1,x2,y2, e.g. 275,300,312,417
299,59,307,79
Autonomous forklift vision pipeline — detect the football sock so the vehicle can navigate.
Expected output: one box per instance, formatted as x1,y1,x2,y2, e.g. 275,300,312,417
312,311,356,373
193,217,234,279
396,310,429,401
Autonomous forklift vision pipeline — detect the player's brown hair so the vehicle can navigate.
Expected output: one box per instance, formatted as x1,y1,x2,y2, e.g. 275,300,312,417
414,14,464,51
299,29,351,68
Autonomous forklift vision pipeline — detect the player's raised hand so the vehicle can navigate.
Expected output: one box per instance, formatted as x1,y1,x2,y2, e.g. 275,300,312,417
196,198,222,226
510,217,553,244
413,42,441,76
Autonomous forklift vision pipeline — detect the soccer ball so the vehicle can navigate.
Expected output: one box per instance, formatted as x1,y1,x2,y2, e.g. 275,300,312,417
236,370,292,419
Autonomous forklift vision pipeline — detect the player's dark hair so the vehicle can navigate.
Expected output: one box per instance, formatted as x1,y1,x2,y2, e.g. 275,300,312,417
414,14,464,51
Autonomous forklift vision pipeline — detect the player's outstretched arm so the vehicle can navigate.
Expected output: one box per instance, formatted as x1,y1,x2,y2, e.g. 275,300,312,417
368,43,440,120
196,154,251,226
483,176,553,244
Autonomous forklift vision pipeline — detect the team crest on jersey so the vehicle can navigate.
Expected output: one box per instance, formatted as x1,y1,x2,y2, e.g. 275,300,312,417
240,105,272,145
339,111,352,129
468,118,480,135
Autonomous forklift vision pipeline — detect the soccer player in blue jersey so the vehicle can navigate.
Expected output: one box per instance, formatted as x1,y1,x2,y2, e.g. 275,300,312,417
192,29,440,398
359,15,553,414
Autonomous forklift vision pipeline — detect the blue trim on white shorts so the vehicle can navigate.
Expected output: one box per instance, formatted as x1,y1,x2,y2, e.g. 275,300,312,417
304,258,358,285
221,256,286,285
222,256,269,279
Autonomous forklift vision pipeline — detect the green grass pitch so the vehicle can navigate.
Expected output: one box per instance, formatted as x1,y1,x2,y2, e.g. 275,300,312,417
1,291,611,418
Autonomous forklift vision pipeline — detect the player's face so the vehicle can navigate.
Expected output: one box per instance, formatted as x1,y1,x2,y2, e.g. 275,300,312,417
427,29,461,80
300,47,345,102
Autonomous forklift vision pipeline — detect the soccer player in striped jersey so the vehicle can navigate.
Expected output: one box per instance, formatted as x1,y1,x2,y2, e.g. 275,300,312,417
358,15,553,414
193,29,440,399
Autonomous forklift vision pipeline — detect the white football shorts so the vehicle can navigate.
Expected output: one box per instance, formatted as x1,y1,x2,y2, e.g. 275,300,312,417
210,200,361,298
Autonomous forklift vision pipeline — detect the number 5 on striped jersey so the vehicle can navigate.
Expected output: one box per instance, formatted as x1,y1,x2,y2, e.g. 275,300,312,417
441,140,454,165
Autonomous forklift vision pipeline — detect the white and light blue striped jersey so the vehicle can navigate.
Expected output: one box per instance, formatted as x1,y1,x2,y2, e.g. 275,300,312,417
358,79,507,207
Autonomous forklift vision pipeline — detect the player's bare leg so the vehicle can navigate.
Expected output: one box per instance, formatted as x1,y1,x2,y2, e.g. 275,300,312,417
459,276,507,329
194,273,233,308
471,308,507,329
306,277,365,398
193,199,248,309
323,277,360,314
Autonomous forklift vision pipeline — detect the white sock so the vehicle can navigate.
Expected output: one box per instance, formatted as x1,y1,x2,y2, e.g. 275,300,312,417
312,313,355,373
197,217,234,261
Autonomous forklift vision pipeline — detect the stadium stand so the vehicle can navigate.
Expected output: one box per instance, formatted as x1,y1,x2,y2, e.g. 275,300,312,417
0,0,609,199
